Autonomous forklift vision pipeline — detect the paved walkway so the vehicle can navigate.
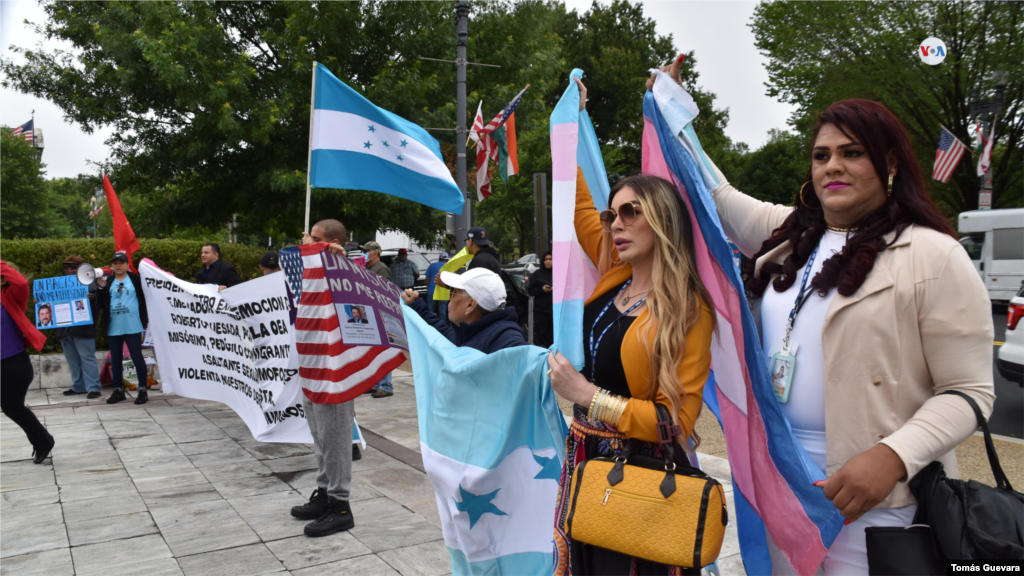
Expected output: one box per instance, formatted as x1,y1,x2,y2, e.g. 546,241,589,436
1,371,744,576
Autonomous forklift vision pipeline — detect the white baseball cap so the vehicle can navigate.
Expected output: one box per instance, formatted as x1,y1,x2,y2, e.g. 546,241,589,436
440,268,505,312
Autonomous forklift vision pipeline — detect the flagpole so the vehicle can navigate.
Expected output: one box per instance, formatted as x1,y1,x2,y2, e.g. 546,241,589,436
304,62,318,234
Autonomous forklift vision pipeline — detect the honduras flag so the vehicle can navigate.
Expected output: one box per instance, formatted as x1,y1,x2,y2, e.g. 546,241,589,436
309,63,464,213
404,304,568,575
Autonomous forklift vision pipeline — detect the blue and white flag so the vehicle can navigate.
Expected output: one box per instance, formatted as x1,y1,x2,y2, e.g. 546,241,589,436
405,304,567,575
309,63,464,213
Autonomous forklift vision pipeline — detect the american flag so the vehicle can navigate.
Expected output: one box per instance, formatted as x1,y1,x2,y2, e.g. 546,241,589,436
932,126,967,183
281,243,405,404
11,119,33,145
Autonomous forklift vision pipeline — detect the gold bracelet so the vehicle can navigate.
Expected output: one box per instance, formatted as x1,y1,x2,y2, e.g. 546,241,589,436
594,389,608,422
587,389,601,420
600,394,627,426
591,389,605,422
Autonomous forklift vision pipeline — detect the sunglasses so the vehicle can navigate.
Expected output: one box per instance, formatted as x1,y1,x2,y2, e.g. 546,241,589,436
599,200,643,232
63,264,79,270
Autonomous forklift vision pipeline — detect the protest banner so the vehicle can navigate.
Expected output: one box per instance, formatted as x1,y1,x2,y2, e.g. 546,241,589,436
321,250,409,350
32,275,93,329
141,259,312,443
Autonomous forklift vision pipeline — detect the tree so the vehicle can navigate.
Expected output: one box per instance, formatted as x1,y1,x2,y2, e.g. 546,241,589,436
752,1,1023,214
0,1,561,244
730,129,807,207
1,128,56,239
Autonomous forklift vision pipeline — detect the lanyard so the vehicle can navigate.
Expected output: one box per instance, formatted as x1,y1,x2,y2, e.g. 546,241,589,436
781,246,818,353
588,280,646,380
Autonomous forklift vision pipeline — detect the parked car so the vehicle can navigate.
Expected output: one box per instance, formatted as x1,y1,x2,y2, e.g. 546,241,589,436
997,284,1024,386
379,249,432,296
502,253,540,284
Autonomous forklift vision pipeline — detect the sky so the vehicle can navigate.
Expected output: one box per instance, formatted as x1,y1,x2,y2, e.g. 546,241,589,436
0,0,794,180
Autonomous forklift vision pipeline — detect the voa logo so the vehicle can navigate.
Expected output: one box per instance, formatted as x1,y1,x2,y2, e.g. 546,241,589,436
919,37,947,65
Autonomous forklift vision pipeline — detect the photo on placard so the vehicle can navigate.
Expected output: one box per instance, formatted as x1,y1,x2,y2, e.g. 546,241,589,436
378,310,408,349
72,299,91,323
35,302,55,328
337,304,382,345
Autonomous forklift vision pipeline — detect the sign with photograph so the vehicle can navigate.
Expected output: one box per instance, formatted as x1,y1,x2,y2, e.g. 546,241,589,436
320,251,409,351
32,275,93,330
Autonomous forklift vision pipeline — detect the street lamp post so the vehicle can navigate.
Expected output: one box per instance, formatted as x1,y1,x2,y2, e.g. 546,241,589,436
969,70,1007,211
454,0,471,244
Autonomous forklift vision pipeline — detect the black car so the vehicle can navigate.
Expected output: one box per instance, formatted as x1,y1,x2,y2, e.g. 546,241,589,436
379,249,431,295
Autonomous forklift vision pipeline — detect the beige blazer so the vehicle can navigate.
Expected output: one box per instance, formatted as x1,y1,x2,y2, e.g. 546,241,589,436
713,172,995,508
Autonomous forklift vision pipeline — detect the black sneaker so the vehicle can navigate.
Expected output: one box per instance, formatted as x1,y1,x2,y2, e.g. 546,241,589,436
106,389,126,404
291,487,329,520
371,389,393,398
87,391,101,400
304,497,354,537
134,389,148,405
62,389,86,396
352,445,361,461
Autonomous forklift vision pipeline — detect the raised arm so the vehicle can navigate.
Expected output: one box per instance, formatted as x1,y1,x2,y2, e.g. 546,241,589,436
574,166,617,268
709,163,795,258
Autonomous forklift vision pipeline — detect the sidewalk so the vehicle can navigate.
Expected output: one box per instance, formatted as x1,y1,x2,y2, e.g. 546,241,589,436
1,371,743,575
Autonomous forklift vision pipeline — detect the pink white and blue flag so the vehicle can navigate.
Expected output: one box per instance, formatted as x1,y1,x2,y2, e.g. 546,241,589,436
643,70,845,575
549,69,609,369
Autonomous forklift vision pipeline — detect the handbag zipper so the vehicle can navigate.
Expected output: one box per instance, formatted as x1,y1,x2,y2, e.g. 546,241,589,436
602,487,668,506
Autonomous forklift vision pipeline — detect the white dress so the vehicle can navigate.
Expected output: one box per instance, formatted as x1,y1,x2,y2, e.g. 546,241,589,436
760,230,916,574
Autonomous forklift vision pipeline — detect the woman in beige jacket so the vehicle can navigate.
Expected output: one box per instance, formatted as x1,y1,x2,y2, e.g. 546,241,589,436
650,66,995,573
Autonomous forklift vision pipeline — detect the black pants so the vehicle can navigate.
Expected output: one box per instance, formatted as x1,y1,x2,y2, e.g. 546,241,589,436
108,332,147,391
1,351,53,451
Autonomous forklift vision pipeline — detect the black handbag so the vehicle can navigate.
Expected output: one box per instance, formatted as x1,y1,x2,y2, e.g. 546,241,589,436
866,390,1024,574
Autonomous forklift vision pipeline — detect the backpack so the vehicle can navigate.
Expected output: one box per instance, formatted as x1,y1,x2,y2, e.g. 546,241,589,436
497,269,527,322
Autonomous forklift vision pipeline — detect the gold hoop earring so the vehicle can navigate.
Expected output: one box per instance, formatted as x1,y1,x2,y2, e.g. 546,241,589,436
799,181,817,208
887,174,894,197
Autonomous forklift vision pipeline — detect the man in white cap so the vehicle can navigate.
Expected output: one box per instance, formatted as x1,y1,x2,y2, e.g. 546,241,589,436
401,268,526,353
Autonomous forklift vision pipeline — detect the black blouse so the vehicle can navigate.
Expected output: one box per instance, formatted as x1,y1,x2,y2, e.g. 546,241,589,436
579,282,635,403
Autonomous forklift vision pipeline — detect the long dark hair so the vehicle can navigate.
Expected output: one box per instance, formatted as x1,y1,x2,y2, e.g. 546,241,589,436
747,99,957,298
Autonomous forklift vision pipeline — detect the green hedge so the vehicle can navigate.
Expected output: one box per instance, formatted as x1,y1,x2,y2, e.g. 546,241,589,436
1,238,266,353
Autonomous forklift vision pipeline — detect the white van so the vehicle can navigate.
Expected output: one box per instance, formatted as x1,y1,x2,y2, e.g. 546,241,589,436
958,208,1024,303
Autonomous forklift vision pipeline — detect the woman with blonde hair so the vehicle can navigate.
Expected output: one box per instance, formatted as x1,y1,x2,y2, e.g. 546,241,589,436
547,78,715,576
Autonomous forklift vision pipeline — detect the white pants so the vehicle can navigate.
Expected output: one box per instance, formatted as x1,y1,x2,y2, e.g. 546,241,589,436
768,430,917,574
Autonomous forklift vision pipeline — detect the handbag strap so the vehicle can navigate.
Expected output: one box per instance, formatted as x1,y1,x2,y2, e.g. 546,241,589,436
939,390,1013,492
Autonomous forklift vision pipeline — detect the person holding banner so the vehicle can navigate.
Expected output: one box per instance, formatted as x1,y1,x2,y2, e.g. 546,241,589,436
1,261,54,464
97,252,150,405
56,256,102,399
648,62,994,572
546,76,716,576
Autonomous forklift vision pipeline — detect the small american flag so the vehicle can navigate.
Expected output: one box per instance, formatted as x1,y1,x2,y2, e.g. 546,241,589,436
284,243,405,404
932,126,967,183
11,120,34,145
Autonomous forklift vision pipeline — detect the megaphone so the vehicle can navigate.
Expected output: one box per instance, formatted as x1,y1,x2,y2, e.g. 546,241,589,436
77,264,112,285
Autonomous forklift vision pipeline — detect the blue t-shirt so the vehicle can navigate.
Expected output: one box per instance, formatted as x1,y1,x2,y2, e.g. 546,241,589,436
425,261,447,299
108,277,144,336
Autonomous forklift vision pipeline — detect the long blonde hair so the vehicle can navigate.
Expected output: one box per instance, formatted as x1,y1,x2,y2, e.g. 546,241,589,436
598,175,715,446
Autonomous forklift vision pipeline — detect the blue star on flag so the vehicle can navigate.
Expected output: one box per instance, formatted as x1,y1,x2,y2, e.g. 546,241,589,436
368,125,376,132
396,155,404,162
382,140,390,148
363,141,372,149
453,485,507,528
399,139,408,147
533,453,562,481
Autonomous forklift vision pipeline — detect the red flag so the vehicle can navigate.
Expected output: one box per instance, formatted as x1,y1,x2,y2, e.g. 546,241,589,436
103,174,140,273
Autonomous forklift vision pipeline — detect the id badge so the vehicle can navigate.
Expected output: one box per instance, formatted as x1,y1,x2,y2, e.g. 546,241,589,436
768,338,799,403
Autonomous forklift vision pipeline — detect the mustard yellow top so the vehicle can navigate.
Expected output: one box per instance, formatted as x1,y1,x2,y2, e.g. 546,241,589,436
575,167,714,443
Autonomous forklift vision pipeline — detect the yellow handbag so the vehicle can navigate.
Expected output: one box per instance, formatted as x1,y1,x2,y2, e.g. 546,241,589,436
562,406,728,568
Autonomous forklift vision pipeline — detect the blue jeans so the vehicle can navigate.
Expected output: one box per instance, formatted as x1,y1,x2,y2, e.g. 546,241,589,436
372,372,393,393
427,299,449,323
108,332,147,392
61,336,101,394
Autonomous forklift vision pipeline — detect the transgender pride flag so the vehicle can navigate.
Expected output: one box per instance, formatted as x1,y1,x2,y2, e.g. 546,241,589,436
549,69,845,574
549,69,609,369
642,71,844,575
